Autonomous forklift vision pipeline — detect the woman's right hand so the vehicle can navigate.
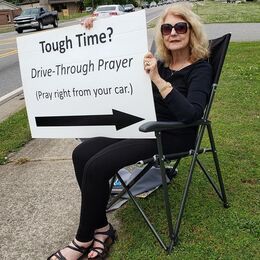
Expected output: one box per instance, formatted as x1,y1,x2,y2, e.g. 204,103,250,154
81,17,96,29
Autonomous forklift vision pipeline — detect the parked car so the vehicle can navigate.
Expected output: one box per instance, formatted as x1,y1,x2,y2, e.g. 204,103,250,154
13,7,58,34
92,5,125,17
124,4,135,12
85,7,93,12
150,1,157,7
141,2,150,8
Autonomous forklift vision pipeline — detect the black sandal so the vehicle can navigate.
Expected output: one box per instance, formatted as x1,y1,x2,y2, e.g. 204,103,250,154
88,223,117,259
47,239,91,260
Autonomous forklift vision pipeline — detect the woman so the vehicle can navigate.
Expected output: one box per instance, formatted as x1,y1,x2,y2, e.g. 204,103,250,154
48,3,212,260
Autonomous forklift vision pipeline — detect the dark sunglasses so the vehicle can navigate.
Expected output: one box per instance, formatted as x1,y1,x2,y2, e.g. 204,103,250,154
161,22,189,36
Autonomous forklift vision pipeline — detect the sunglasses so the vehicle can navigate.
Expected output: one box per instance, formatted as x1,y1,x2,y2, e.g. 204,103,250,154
161,22,189,36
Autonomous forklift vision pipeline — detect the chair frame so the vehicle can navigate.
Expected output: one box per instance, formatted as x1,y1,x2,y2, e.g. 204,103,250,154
107,33,231,253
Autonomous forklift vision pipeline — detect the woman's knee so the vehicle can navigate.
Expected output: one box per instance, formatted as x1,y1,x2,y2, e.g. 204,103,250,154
84,157,114,183
72,140,92,165
72,144,79,163
72,137,113,163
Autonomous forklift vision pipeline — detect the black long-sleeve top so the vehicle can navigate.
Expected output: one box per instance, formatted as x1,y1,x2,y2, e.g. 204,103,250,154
153,59,213,139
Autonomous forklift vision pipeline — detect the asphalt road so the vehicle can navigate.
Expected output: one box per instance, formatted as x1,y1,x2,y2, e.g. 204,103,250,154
0,20,86,98
0,33,19,96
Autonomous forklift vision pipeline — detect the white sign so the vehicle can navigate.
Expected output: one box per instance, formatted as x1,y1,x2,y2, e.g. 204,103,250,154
17,11,156,138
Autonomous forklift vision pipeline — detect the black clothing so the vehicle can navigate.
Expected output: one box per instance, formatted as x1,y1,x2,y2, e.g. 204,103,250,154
74,60,212,242
74,138,157,241
155,60,212,124
154,59,212,151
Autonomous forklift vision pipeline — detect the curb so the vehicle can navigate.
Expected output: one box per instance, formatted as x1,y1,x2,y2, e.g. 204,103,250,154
0,87,23,106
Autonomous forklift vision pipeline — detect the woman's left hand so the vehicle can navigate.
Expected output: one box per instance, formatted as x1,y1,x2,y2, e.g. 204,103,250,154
144,52,160,82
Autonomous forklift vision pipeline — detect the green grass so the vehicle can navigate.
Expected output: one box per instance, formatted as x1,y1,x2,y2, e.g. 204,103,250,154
148,1,260,27
0,24,15,34
0,41,259,258
147,1,260,28
0,108,31,164
111,42,260,259
193,0,260,23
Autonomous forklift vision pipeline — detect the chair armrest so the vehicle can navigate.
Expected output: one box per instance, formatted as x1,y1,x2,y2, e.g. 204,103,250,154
139,119,206,133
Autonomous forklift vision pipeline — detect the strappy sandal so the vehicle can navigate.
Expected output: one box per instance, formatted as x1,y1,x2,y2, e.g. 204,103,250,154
88,223,117,259
47,239,91,260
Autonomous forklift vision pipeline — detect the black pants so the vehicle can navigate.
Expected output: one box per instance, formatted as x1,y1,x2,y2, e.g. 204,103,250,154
73,134,195,242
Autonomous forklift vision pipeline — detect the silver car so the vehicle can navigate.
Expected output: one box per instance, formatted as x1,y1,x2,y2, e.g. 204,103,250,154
93,5,125,17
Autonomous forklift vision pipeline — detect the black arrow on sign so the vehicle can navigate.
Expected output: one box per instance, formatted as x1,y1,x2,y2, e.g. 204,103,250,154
35,109,144,130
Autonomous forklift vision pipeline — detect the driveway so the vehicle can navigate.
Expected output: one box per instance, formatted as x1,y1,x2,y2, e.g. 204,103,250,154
204,23,260,41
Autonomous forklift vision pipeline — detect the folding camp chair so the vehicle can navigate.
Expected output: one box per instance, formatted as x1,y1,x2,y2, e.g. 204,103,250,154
107,33,231,253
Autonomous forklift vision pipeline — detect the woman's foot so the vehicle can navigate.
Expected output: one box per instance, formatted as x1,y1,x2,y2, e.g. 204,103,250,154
88,223,117,259
48,238,93,260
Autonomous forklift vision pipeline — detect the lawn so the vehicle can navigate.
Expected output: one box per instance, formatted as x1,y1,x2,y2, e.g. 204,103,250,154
193,0,260,23
0,108,30,164
110,42,260,259
0,41,259,258
147,0,260,28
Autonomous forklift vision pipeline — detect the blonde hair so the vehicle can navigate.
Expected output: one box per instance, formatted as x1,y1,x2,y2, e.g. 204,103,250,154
155,3,209,66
